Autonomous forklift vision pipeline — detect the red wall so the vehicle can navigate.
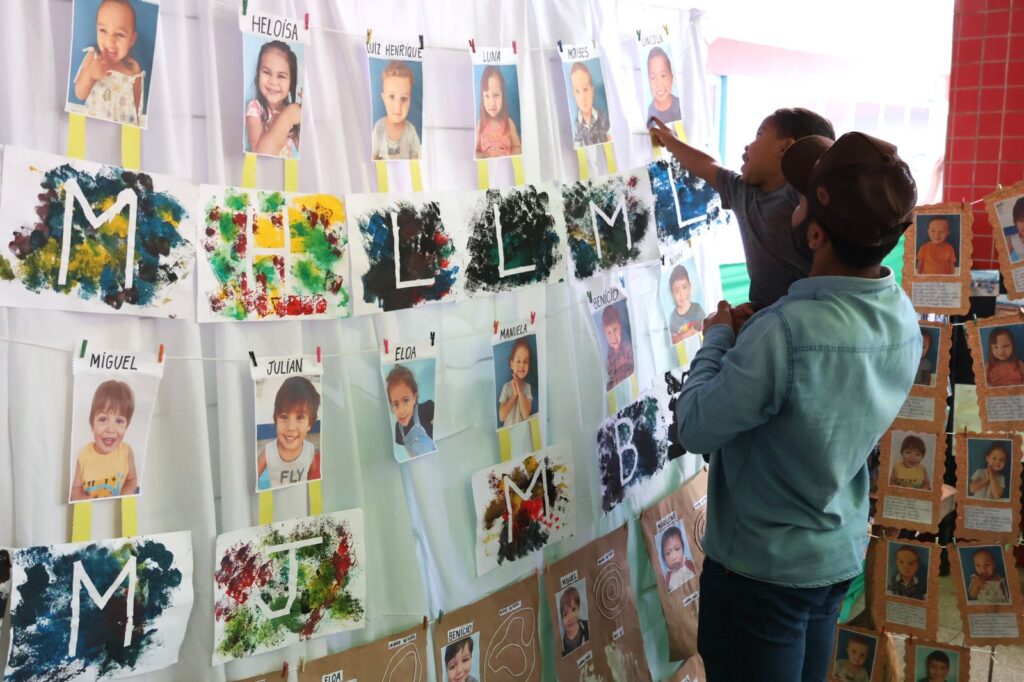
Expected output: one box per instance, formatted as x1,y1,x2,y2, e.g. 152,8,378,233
944,0,1024,268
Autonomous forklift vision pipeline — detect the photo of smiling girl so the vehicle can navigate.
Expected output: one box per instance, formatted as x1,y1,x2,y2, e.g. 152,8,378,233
380,341,439,462
243,32,304,158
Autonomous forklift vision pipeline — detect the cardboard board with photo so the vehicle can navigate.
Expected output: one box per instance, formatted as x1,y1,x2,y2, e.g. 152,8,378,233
902,203,973,315
984,180,1024,298
949,542,1024,646
558,44,612,149
290,623,428,682
955,432,1022,543
366,34,424,161
380,338,439,462
904,640,969,682
966,313,1024,430
892,321,952,431
872,538,940,638
471,47,522,159
876,428,946,533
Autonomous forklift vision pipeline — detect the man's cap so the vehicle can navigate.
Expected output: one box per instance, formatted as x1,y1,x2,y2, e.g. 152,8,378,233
782,132,918,247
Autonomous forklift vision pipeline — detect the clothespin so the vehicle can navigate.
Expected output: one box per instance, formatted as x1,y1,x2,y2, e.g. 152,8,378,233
366,29,373,45
660,253,665,265
530,311,536,324
557,40,563,53
79,339,88,358
430,331,436,346
419,35,424,50
493,320,499,335
586,291,592,303
512,40,517,54
635,30,641,41
383,338,390,354
241,0,248,16
592,39,596,49
249,351,258,368
281,661,289,678
422,615,428,630
619,275,626,289
469,39,476,53
437,609,444,623
158,343,165,363
316,346,322,363
300,656,307,672
304,13,309,30
663,23,670,35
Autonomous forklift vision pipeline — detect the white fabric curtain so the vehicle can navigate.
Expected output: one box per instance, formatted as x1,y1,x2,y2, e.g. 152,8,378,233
0,1,715,679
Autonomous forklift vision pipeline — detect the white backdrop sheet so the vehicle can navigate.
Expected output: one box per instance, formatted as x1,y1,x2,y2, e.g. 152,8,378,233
0,1,721,680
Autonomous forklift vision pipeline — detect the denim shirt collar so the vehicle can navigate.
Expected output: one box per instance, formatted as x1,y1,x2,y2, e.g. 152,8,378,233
787,267,896,300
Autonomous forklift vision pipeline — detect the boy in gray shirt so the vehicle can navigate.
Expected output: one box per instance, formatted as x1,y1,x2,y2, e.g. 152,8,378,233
650,108,835,309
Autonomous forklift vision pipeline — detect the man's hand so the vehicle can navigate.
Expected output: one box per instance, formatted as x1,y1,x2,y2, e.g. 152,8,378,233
730,302,757,332
704,301,734,332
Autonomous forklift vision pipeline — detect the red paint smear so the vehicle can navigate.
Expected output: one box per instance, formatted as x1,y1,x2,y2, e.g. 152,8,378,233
233,231,247,258
434,232,449,246
627,176,638,188
215,543,273,605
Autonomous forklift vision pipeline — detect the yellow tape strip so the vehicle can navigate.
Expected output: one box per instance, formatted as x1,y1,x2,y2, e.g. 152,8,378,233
71,502,92,542
675,343,689,368
511,155,525,186
673,120,688,144
602,142,617,174
529,417,542,452
607,391,617,415
68,113,86,159
121,496,138,538
498,429,512,462
375,160,389,192
284,158,299,192
477,159,489,190
258,490,273,524
630,374,639,401
121,125,141,170
242,152,258,189
576,148,590,181
410,159,424,191
308,480,323,516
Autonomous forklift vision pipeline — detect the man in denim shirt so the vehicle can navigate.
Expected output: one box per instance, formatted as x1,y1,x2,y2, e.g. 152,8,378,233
676,132,920,682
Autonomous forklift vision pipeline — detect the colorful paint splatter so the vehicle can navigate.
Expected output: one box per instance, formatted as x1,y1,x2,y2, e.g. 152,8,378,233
198,187,350,321
464,186,563,293
647,158,726,243
4,160,191,311
212,510,366,663
596,392,668,512
355,200,459,312
4,532,193,682
561,172,655,279
472,444,575,576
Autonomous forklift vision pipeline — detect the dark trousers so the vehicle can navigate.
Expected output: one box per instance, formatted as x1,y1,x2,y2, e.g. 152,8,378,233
697,556,852,682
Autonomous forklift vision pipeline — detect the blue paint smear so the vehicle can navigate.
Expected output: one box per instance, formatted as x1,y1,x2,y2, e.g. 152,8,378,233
647,158,726,243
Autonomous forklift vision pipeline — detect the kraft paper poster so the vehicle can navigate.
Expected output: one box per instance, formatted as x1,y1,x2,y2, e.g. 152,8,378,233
287,623,428,682
893,321,952,430
432,574,541,682
646,157,726,245
544,525,652,682
639,468,708,661
659,243,707,369
954,432,1022,543
636,28,682,127
367,35,424,161
902,203,973,315
830,626,884,682
251,354,323,491
68,345,163,503
240,9,309,159
0,145,196,318
871,538,940,638
949,542,1024,646
4,531,193,682
212,509,366,663
471,47,523,159
588,285,638,406
985,180,1024,298
562,170,658,279
558,44,612,149
966,313,1024,430
875,427,946,533
471,443,574,576
380,339,439,462
667,654,706,682
347,191,460,315
66,0,161,128
197,185,350,321
596,389,669,513
904,640,969,682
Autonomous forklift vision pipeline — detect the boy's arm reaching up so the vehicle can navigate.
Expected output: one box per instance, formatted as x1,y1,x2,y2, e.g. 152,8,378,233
649,117,723,191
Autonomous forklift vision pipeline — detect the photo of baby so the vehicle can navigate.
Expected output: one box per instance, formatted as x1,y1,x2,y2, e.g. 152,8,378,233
966,438,1012,500
832,628,876,682
381,358,437,461
886,543,929,601
561,56,612,148
557,580,590,657
915,326,940,387
655,522,696,592
660,259,705,346
592,299,635,392
473,62,522,159
66,0,160,127
243,33,304,158
997,195,1024,264
69,370,159,503
441,633,480,682
369,57,423,160
958,546,1011,604
914,646,959,682
641,45,682,126
492,334,539,430
915,214,961,276
888,431,935,491
980,324,1024,387
254,374,322,492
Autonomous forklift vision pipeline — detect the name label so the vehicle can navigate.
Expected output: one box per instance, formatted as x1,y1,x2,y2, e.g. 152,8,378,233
239,10,309,44
498,600,522,617
589,287,621,312
693,494,708,510
448,622,474,642
88,352,138,371
612,625,625,640
560,570,580,589
566,46,591,60
638,32,665,47
321,672,344,682
367,41,423,60
395,345,417,361
267,358,303,376
682,591,700,607
576,650,593,668
499,323,529,340
482,49,502,63
656,511,679,533
388,633,417,649
597,549,615,566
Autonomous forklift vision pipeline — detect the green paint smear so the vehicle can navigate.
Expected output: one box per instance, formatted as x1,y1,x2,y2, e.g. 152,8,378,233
260,191,286,214
0,255,14,281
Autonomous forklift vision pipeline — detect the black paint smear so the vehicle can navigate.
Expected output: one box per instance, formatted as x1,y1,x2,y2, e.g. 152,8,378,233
596,395,667,512
663,370,687,461
648,158,726,243
464,187,562,293
562,175,653,279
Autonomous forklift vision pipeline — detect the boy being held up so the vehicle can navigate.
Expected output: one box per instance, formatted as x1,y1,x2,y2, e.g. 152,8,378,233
650,108,835,310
